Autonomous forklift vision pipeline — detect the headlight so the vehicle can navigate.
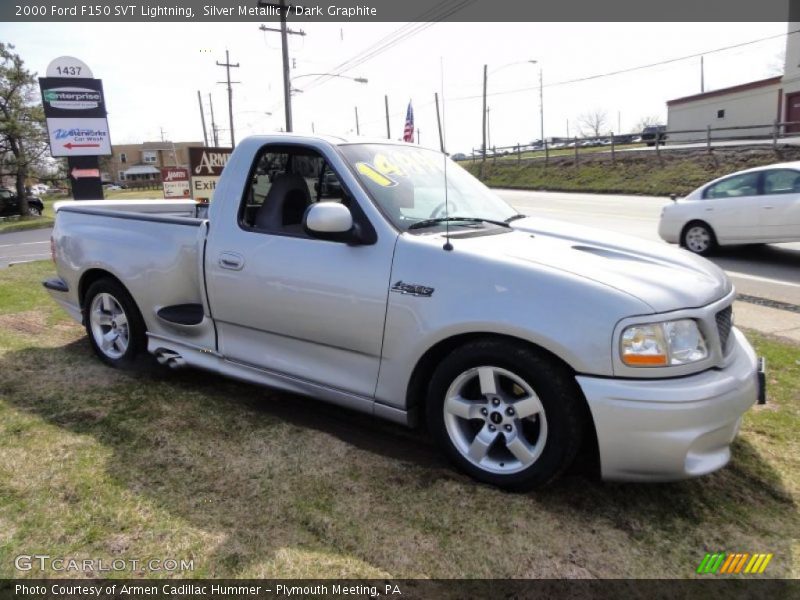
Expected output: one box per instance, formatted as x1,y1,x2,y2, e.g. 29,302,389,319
621,319,707,367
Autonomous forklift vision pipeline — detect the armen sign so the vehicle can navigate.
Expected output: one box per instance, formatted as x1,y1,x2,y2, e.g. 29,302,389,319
188,147,232,203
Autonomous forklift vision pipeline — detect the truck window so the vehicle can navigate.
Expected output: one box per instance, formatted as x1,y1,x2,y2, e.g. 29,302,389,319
239,146,345,235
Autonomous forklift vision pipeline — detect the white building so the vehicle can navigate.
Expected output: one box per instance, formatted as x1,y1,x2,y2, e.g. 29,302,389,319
666,22,800,142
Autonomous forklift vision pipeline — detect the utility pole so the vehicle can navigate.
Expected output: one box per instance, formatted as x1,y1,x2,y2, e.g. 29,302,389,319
197,91,209,146
700,55,705,92
216,49,240,148
354,106,360,135
159,126,166,142
435,92,444,152
487,107,491,149
208,93,219,147
539,67,544,145
481,64,487,163
259,0,306,133
384,95,391,139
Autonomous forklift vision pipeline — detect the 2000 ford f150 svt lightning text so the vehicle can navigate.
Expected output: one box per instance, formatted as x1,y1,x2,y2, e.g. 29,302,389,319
44,134,766,490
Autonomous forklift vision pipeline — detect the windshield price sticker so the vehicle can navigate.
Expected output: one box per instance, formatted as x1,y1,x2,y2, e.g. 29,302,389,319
356,162,396,187
372,151,442,179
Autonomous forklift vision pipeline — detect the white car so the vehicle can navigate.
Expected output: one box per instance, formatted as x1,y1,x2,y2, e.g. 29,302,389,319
659,161,800,255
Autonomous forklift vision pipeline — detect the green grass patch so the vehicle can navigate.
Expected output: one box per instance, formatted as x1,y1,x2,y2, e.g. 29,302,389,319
0,261,797,579
467,146,800,196
0,216,54,234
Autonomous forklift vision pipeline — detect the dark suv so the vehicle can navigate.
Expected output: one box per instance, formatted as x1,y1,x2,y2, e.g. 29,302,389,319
0,188,44,216
641,125,667,146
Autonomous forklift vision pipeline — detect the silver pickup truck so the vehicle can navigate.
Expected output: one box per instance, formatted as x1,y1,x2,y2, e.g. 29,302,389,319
44,134,765,490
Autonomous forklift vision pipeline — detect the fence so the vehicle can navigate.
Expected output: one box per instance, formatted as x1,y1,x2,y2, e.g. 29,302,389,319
465,121,800,167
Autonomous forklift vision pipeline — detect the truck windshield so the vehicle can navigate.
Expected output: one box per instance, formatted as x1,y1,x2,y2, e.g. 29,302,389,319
338,143,519,232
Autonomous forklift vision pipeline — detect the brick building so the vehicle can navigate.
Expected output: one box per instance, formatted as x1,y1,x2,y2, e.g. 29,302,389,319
104,141,204,186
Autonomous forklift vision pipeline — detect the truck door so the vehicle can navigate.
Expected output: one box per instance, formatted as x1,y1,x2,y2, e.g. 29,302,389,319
204,143,396,399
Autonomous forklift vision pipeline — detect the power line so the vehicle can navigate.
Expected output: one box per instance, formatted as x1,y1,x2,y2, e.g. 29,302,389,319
289,26,797,139
446,28,800,104
301,0,476,93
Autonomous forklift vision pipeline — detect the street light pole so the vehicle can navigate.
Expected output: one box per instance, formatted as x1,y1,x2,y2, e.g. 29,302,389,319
539,66,545,145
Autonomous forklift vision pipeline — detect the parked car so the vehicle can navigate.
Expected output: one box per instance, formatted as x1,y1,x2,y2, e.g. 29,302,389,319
104,184,123,191
641,125,667,146
450,153,467,161
0,187,43,216
659,161,800,255
44,134,763,490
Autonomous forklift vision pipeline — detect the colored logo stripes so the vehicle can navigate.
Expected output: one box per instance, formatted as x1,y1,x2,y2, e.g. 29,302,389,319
697,552,773,574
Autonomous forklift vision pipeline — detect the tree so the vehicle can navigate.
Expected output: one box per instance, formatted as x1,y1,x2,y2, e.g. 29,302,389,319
576,109,609,138
0,43,48,215
632,115,663,133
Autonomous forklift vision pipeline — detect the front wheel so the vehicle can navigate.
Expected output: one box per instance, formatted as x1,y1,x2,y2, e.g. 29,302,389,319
681,221,716,255
84,278,146,368
426,339,586,490
27,205,42,216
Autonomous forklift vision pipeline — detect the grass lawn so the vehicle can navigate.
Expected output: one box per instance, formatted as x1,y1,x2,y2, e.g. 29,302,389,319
467,146,800,197
0,261,797,579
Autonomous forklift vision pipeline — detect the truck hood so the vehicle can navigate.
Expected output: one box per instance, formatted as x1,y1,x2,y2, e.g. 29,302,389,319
488,216,731,313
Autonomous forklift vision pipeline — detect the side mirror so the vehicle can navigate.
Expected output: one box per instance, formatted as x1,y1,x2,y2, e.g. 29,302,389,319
303,202,359,242
670,193,678,202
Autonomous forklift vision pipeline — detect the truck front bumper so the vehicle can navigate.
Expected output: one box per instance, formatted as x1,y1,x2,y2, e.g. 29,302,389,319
577,327,761,482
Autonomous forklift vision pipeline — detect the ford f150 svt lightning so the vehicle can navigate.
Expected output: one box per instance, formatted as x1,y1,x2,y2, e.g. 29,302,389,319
44,134,766,489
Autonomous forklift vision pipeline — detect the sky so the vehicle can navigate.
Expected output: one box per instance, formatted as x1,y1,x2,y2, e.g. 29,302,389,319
0,20,791,154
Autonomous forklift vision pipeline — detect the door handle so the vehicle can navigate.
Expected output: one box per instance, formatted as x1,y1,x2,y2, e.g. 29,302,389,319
218,252,244,271
763,206,774,209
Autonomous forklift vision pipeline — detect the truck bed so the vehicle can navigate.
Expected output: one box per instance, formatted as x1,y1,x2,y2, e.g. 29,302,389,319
51,199,215,352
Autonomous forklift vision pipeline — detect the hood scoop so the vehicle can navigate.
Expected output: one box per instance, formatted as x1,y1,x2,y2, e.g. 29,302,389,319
572,245,659,265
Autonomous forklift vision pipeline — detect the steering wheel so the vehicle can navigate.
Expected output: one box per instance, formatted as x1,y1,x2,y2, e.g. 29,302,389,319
429,200,460,218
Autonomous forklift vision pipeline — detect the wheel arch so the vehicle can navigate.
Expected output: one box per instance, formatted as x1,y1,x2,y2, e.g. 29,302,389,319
79,268,132,309
406,332,598,455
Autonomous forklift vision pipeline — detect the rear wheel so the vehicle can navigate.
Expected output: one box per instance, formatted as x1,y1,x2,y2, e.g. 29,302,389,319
84,278,146,368
27,205,42,216
681,221,716,255
426,339,586,490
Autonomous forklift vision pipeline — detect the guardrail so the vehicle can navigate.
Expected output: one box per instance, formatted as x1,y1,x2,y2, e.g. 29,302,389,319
465,121,800,166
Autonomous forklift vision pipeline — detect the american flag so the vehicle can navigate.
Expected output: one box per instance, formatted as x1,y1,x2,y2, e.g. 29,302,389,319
403,101,414,142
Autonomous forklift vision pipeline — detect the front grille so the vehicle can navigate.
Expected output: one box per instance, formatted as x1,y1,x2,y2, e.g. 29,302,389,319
716,305,733,353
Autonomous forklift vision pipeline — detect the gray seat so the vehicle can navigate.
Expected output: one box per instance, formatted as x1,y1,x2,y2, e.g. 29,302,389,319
254,173,311,231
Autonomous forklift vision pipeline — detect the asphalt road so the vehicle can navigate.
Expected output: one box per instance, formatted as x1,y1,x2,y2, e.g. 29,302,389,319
2,192,799,306
498,189,800,307
0,228,52,268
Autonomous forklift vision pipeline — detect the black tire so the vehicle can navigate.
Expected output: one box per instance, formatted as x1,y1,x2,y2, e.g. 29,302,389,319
680,221,717,256
426,339,586,491
27,206,42,216
83,278,147,368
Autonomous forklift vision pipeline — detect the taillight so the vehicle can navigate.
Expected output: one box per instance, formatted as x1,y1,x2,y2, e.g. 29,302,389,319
50,236,55,263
